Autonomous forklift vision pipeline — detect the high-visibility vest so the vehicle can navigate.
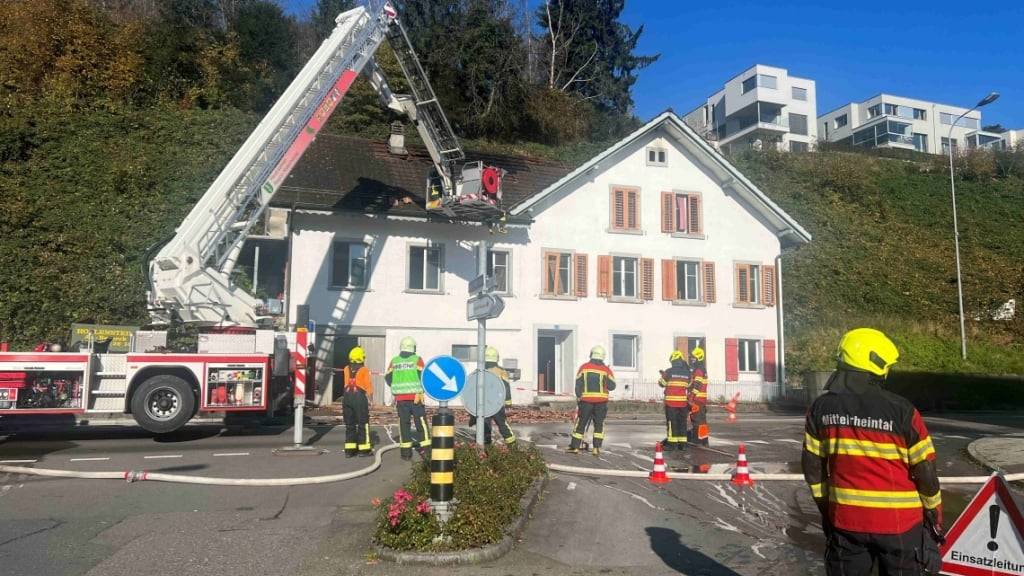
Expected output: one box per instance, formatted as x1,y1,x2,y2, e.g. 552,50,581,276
388,354,423,396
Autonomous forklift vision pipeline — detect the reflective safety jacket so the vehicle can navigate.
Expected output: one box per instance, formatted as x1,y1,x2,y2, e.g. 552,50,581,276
575,361,616,403
688,365,708,409
386,353,424,401
343,363,373,397
658,361,691,408
487,363,513,407
802,370,941,535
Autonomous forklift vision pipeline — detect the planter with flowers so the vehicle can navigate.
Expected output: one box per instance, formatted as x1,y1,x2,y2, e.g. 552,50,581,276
374,442,548,564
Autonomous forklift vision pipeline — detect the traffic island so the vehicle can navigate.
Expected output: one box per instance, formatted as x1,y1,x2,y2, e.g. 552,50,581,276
373,443,548,565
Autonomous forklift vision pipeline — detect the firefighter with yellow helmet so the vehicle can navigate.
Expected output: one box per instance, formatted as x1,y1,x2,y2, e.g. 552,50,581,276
467,346,516,445
385,336,429,460
341,346,373,457
568,345,616,455
687,346,710,446
658,350,691,450
803,328,942,575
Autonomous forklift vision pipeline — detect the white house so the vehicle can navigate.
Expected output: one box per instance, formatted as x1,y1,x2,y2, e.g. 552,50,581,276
683,64,818,154
248,112,811,407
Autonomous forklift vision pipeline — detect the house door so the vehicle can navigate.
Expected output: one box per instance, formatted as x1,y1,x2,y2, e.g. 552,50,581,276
537,329,573,395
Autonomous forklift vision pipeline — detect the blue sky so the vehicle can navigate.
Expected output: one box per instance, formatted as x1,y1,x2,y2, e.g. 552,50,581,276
283,0,1024,128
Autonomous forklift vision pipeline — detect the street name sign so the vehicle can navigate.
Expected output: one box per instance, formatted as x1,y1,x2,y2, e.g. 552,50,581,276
468,274,497,295
467,294,505,321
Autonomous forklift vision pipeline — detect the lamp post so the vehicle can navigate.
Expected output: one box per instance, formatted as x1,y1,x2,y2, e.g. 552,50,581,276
947,91,999,361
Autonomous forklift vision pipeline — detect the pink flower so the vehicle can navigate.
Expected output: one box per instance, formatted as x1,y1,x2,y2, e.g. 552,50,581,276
388,501,406,527
416,500,431,514
371,497,382,508
393,488,414,504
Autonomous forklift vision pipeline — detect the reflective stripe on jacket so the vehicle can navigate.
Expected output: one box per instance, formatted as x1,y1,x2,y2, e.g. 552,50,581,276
575,361,615,403
659,363,691,408
688,366,708,407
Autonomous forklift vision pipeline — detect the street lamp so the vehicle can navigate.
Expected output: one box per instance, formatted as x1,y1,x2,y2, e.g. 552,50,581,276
947,91,999,361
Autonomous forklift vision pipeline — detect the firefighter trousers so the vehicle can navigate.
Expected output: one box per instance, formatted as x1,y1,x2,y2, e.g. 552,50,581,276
688,405,709,446
396,400,429,459
664,405,689,449
468,406,516,445
825,524,932,576
569,402,607,450
342,389,371,456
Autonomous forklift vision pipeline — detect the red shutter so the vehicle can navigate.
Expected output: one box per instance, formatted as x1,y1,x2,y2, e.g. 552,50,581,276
626,190,638,230
575,253,588,297
661,259,676,300
725,338,739,382
688,194,702,234
763,339,777,382
702,262,716,303
674,336,689,356
762,265,776,307
641,258,654,300
611,189,624,230
660,192,674,233
597,255,611,297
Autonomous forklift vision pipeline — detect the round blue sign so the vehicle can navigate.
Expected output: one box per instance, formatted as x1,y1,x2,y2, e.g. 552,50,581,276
421,355,467,402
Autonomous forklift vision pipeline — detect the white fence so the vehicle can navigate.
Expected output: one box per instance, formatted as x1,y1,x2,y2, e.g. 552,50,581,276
615,378,781,404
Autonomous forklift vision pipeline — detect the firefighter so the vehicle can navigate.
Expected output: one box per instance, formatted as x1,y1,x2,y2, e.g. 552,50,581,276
687,346,709,447
802,328,942,576
385,336,429,461
658,350,691,450
341,346,373,458
568,345,616,456
467,346,516,446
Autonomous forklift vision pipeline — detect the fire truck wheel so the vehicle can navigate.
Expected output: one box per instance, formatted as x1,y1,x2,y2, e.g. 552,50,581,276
131,375,195,434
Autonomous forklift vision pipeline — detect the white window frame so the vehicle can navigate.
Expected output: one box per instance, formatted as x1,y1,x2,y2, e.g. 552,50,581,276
737,338,761,373
610,332,640,371
541,249,575,300
611,254,640,301
487,248,512,296
835,114,848,128
329,240,369,290
792,86,807,101
675,259,702,303
646,146,667,167
452,344,479,362
406,242,444,293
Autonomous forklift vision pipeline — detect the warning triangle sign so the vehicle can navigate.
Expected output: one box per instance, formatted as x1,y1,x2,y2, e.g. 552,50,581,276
941,473,1024,576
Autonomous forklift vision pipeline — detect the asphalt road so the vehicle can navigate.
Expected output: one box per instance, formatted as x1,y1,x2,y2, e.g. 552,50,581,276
1,412,1020,576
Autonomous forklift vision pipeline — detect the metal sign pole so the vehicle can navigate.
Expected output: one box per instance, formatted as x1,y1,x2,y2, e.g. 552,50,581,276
476,241,487,446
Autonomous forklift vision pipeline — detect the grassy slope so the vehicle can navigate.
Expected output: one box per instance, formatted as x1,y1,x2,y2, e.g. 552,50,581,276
1,107,1021,377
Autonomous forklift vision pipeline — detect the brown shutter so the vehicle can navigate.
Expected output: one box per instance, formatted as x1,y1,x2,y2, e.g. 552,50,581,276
702,262,716,303
575,253,588,297
597,255,611,297
661,259,676,300
674,336,689,356
737,265,749,303
626,189,639,230
611,189,624,230
762,264,776,306
688,194,702,234
660,192,674,233
641,258,654,300
543,252,557,295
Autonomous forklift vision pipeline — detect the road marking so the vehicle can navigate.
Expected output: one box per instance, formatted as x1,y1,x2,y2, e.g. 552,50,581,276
567,482,576,491
213,452,250,457
535,444,559,450
746,440,770,445
943,434,969,440
776,438,801,444
607,442,632,449
143,454,183,460
0,459,37,464
69,457,110,462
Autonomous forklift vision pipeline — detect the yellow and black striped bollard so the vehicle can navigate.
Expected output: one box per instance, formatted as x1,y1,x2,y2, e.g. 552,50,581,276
429,411,455,521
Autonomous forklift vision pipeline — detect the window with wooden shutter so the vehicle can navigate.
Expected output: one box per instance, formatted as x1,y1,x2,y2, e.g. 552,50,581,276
575,254,588,297
687,194,702,234
702,262,716,303
661,192,703,236
763,339,777,382
661,259,676,300
543,251,574,297
610,187,640,232
660,193,674,233
674,336,689,355
734,263,761,304
736,266,749,303
597,255,611,297
725,338,739,382
762,265,776,306
641,258,654,300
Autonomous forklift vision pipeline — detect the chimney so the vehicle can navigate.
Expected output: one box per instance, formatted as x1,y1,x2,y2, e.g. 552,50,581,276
388,121,406,155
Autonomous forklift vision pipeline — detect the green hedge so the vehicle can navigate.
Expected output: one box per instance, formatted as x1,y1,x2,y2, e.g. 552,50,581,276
373,443,547,551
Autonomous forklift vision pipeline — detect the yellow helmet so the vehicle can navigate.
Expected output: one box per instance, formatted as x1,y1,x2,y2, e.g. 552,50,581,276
690,347,705,362
837,328,899,377
590,345,606,361
400,336,416,353
485,346,499,363
349,346,366,363
670,350,685,362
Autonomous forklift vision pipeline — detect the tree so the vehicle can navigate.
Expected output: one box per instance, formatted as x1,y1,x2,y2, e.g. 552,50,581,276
232,1,299,111
983,124,1007,134
310,0,355,43
536,0,658,115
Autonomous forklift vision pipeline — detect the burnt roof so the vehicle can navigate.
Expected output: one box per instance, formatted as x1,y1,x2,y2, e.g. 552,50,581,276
272,133,572,219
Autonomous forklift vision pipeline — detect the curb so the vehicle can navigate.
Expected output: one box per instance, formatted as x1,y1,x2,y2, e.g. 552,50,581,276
966,438,1004,474
375,473,549,565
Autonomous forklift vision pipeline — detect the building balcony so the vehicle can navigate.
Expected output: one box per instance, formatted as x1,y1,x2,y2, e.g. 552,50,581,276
966,130,1006,150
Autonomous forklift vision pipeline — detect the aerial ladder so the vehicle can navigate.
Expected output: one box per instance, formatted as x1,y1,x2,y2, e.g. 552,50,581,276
147,2,505,328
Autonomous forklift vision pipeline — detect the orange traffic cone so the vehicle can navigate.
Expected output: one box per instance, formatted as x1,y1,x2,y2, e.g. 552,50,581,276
730,443,755,487
725,392,740,413
727,411,737,423
649,442,671,484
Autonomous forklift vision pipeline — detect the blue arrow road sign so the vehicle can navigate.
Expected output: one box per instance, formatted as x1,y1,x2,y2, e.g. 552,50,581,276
422,355,467,402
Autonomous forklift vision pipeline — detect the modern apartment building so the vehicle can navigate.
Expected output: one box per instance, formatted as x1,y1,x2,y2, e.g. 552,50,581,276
683,64,818,154
818,94,998,155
